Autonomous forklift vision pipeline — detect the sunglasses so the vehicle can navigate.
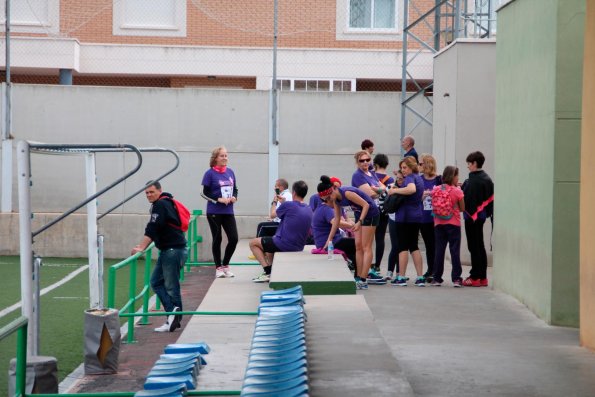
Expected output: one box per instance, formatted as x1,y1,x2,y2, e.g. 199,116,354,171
358,158,371,163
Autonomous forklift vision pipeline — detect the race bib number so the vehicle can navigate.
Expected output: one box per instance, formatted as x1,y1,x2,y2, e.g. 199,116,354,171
423,195,432,211
221,186,233,199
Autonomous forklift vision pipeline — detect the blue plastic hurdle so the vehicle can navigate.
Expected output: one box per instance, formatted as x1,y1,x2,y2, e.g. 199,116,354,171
136,342,211,396
240,286,309,396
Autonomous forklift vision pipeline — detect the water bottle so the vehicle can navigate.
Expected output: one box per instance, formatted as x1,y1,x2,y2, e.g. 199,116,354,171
327,241,334,260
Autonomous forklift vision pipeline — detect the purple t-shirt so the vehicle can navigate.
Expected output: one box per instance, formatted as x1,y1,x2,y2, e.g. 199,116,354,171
375,172,395,187
309,194,322,211
421,176,441,223
395,173,423,223
311,204,341,248
336,186,379,219
351,169,380,190
201,168,236,215
273,201,313,252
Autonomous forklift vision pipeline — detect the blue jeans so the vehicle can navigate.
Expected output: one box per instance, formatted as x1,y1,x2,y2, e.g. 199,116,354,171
433,224,462,282
151,247,187,316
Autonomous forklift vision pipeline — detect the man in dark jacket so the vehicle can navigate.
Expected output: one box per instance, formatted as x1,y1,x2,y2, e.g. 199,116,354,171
461,151,494,287
132,181,187,332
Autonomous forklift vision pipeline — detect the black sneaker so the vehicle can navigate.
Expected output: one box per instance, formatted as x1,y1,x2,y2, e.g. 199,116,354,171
423,273,433,283
367,270,387,285
168,307,181,332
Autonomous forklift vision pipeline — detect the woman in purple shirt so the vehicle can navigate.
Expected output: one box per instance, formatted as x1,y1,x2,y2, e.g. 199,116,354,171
201,146,238,279
387,156,425,286
317,175,379,290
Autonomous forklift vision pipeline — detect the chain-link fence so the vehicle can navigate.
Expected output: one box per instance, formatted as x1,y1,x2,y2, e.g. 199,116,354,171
0,0,473,91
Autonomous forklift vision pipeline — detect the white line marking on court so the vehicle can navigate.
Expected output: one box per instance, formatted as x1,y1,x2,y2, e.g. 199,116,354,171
0,265,89,319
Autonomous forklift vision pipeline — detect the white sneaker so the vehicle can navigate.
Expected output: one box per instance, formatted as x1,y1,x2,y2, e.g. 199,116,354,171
215,267,226,278
223,266,235,278
252,272,270,283
154,322,170,333
385,271,394,281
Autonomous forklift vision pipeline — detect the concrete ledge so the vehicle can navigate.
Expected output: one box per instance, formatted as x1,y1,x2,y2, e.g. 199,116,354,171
269,248,356,295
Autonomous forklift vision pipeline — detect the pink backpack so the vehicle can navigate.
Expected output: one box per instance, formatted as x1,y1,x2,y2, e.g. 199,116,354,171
431,184,455,220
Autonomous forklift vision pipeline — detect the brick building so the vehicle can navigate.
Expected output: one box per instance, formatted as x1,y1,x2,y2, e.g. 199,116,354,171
0,0,437,90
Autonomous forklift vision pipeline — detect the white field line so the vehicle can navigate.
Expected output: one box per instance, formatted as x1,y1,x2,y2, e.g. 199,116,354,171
0,265,89,319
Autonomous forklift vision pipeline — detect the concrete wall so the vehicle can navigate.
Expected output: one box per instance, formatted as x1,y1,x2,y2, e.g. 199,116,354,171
0,84,432,259
433,39,496,180
494,0,584,327
580,0,595,350
432,39,496,267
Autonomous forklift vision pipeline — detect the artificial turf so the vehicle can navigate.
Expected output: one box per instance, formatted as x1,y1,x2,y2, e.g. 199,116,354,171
0,255,152,393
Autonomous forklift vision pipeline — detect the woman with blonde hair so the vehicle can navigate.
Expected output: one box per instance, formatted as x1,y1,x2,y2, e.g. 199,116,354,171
200,146,238,279
388,156,425,286
419,153,442,282
351,150,387,284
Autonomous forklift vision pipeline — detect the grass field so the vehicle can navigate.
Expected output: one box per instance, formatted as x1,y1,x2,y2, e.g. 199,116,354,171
0,255,153,394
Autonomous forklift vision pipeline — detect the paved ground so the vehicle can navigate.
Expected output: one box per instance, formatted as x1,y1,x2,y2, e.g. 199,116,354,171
64,239,595,396
67,265,215,394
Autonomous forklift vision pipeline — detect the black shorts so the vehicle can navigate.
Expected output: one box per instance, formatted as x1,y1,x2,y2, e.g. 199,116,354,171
261,236,281,253
354,212,380,227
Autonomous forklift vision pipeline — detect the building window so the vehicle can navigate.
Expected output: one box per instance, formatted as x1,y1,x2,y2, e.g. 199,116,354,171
113,0,186,37
0,0,60,35
276,79,356,92
349,0,396,29
336,0,402,42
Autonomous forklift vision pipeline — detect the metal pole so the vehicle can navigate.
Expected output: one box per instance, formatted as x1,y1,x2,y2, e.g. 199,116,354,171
268,0,279,209
400,0,410,154
453,0,461,41
98,234,105,308
1,0,13,212
33,255,41,354
85,153,100,309
17,140,35,356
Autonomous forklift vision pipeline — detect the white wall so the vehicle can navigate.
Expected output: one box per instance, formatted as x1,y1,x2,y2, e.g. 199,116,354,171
0,84,432,257
433,39,496,179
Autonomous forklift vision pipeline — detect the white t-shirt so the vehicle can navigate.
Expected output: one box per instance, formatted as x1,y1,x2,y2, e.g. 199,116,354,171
274,189,293,222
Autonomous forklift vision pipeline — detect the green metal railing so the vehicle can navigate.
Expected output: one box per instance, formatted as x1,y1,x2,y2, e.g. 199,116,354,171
106,211,261,342
185,209,258,269
6,210,265,396
0,316,28,397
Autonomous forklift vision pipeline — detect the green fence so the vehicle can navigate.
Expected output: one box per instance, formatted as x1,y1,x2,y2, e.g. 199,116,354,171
106,210,259,343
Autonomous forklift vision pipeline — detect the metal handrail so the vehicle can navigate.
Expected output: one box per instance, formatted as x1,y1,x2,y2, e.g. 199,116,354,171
28,143,143,238
0,316,28,397
98,148,180,220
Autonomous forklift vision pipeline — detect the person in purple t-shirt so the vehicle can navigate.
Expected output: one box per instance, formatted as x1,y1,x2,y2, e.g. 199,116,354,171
311,200,356,269
250,181,313,283
201,146,238,279
317,175,379,290
387,156,426,286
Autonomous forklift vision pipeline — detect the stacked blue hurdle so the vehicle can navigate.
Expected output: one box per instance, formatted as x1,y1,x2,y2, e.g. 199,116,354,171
133,342,210,397
241,285,308,397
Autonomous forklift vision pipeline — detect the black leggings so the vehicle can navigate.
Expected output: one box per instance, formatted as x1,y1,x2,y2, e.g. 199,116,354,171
419,222,435,276
388,218,399,273
206,214,239,267
334,237,356,268
374,213,389,268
